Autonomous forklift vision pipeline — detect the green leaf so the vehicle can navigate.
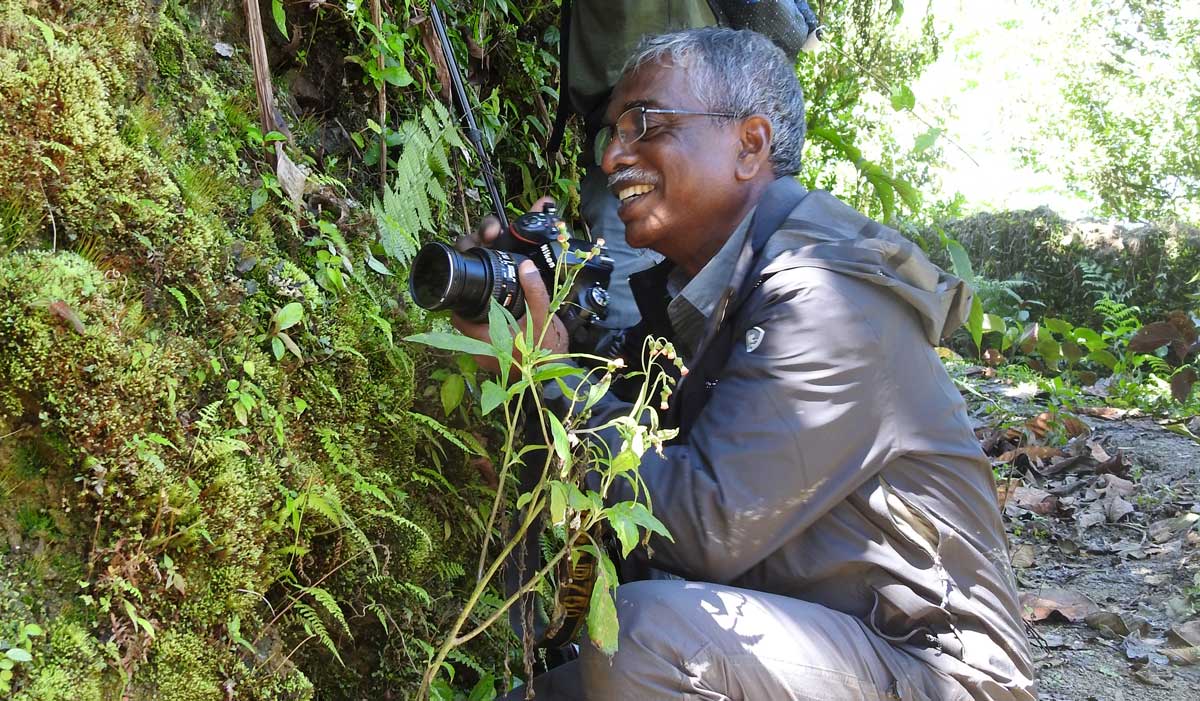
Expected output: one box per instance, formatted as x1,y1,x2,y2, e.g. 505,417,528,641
404,332,497,358
547,411,571,470
4,648,32,663
982,314,1006,335
584,374,612,412
1072,327,1106,352
365,252,393,276
480,380,506,416
548,481,567,526
250,187,268,212
1088,349,1119,370
271,0,289,40
610,448,639,474
1043,318,1074,337
487,299,514,378
468,674,498,701
586,573,619,656
913,127,942,154
614,502,672,541
379,64,413,87
28,15,55,46
967,296,984,355
274,302,304,331
532,362,581,382
440,375,465,415
890,84,916,111
278,331,303,360
609,511,639,558
271,336,285,360
166,286,189,316
1061,340,1083,366
1036,333,1062,365
22,624,44,638
944,239,977,283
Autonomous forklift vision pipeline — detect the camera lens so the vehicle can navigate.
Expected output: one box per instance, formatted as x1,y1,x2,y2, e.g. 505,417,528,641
409,242,524,320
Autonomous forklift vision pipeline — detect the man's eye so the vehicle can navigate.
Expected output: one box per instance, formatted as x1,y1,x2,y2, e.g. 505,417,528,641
641,123,668,139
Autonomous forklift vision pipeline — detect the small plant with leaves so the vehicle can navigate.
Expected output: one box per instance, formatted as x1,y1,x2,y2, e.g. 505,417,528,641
1,622,44,694
406,245,679,699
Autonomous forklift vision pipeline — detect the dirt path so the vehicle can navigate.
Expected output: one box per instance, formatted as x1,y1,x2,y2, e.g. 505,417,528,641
963,379,1200,699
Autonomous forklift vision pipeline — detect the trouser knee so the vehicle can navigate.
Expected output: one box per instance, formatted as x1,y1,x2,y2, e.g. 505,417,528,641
578,580,704,695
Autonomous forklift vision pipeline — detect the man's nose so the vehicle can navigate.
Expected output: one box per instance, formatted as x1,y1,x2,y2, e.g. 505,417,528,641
600,135,637,175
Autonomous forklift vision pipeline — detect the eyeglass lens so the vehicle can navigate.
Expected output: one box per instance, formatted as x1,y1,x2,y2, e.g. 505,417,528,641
594,107,646,165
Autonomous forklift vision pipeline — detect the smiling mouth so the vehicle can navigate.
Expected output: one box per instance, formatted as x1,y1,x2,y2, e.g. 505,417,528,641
617,184,655,203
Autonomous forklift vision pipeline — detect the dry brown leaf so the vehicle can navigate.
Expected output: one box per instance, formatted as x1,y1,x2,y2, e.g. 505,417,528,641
1087,439,1112,462
1104,494,1135,522
1094,449,1129,476
1020,588,1098,623
1025,411,1089,440
1167,620,1200,648
1170,368,1197,403
1078,406,1135,420
1163,646,1200,665
1010,543,1036,568
995,445,1065,465
416,14,453,105
1011,486,1058,515
1086,611,1149,638
1129,321,1183,353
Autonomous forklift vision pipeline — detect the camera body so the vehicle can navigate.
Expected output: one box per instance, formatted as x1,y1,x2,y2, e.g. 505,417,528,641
408,206,614,350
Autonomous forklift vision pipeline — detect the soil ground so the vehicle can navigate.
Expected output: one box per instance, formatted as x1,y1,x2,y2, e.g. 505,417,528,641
961,375,1200,700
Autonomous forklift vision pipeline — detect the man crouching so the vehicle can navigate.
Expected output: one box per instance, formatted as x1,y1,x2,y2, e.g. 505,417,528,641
468,27,1036,701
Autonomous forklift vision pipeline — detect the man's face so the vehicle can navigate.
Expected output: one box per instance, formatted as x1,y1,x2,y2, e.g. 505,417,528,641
600,62,749,259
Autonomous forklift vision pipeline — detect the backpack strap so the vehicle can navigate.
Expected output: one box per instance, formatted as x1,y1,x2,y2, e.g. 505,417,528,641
547,0,573,154
667,177,809,436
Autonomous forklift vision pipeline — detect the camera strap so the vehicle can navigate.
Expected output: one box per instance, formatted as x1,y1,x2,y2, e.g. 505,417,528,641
666,177,809,438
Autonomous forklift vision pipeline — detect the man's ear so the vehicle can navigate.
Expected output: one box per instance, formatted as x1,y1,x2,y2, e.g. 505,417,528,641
735,115,773,181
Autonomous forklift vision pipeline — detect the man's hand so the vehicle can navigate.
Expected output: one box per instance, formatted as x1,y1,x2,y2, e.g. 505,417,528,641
452,196,557,252
450,260,569,376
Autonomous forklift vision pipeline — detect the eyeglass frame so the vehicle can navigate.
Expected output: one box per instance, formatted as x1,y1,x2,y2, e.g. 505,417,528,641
593,105,740,166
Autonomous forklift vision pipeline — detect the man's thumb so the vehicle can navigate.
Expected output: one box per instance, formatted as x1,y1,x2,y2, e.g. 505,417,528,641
518,260,551,324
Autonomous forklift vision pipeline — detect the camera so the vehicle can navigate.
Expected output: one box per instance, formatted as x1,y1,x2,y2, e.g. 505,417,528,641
408,206,614,348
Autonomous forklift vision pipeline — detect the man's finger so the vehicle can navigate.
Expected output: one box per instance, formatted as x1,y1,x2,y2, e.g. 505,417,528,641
518,260,551,330
454,215,502,252
477,215,502,245
531,196,556,213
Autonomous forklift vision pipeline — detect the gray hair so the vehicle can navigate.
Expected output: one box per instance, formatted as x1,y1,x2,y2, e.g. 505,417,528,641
622,27,806,177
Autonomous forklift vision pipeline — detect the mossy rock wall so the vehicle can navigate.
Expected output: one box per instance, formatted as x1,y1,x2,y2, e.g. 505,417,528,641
0,1,514,698
924,207,1200,325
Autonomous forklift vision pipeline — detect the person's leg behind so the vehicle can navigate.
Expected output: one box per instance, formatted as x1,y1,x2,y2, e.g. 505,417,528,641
569,580,973,701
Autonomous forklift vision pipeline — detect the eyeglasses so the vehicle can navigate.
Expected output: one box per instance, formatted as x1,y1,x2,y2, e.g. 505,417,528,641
594,105,739,165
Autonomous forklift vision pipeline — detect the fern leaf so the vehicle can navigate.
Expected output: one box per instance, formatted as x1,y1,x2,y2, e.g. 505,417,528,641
304,586,352,637
294,602,343,665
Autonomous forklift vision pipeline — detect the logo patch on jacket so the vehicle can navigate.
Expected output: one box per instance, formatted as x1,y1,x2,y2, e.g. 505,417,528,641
745,326,765,353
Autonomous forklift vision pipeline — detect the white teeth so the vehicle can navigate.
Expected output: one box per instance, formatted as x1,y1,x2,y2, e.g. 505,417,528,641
618,184,655,202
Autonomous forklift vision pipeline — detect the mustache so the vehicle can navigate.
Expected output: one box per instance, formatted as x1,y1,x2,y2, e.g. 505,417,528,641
607,168,660,190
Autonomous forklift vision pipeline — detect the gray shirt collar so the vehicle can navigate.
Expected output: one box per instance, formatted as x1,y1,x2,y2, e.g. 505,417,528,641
666,208,757,358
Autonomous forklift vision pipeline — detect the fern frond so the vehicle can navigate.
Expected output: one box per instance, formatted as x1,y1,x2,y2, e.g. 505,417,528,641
293,602,343,665
303,586,351,638
407,411,476,454
365,508,432,556
447,648,487,677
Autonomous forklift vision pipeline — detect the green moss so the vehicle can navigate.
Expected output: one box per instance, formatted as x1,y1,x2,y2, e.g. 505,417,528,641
139,629,224,701
13,621,107,701
1,0,502,698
